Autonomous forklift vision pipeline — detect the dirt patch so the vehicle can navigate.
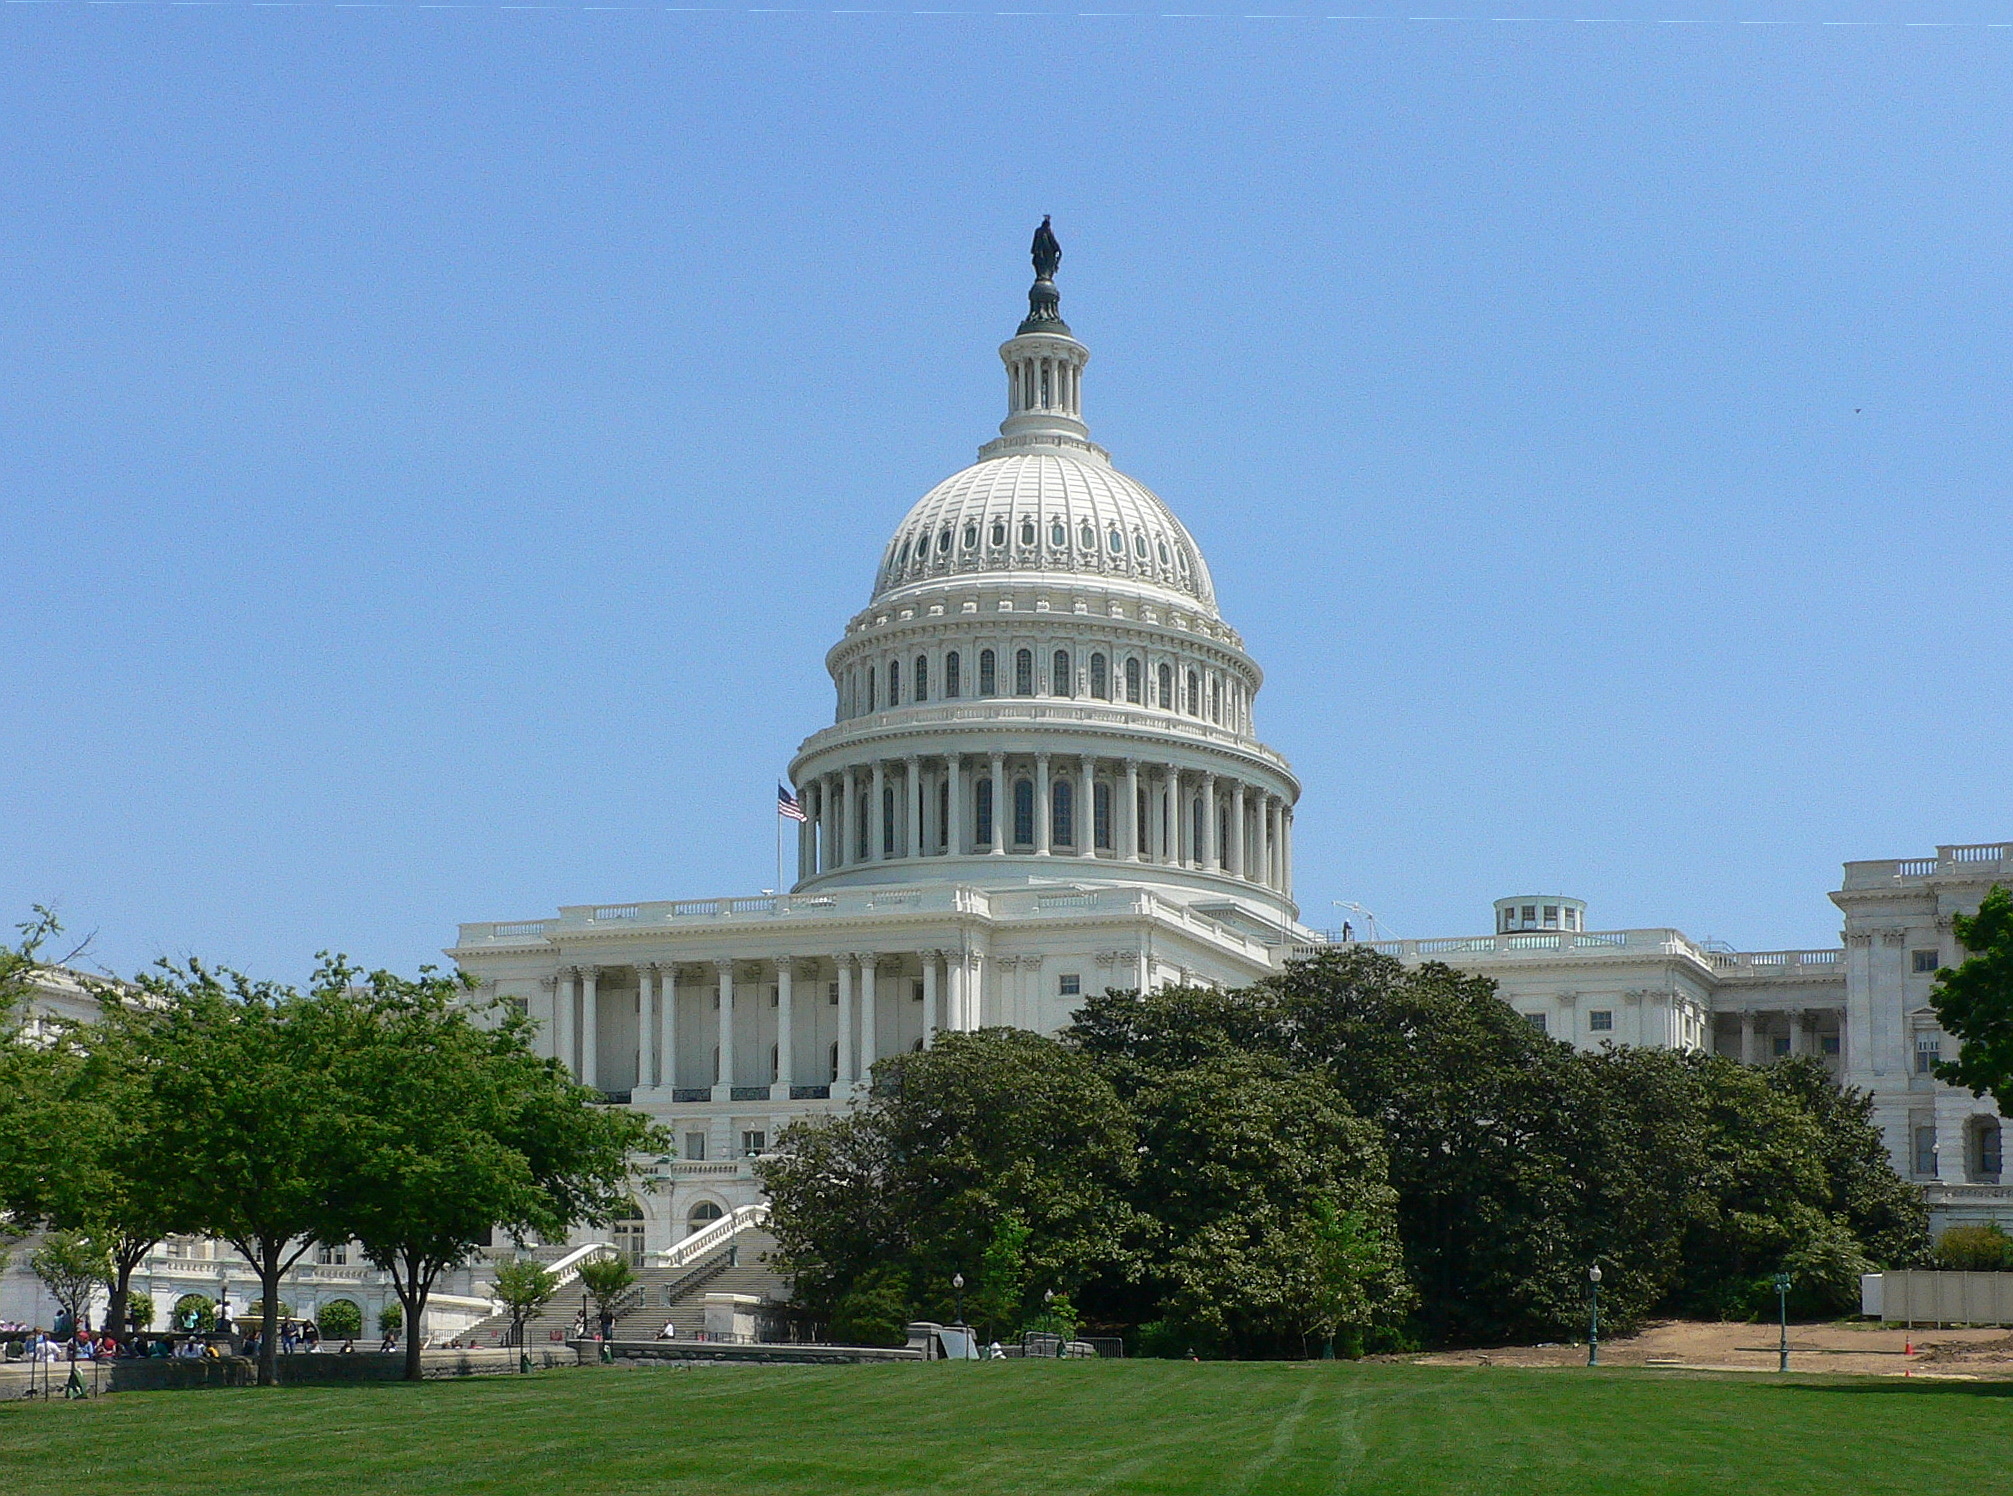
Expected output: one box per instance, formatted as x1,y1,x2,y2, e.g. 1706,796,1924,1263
1406,1319,2013,1378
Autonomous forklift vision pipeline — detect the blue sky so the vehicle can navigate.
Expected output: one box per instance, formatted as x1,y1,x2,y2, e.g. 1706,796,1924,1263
3,3,2009,982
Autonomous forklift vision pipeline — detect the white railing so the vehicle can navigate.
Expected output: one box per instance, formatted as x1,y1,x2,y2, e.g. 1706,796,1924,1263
1948,843,2008,864
792,699,1293,773
1842,844,2013,888
490,921,551,939
593,905,640,921
541,1242,616,1291
655,1204,770,1271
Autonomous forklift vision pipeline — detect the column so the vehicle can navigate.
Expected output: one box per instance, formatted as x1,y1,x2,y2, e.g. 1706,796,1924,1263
772,960,794,1101
1784,1008,1802,1058
1202,775,1218,871
1134,948,1150,993
837,957,856,1089
1123,759,1140,861
1739,1011,1755,1066
638,965,657,1088
1079,754,1096,857
552,969,574,1074
1260,797,1276,890
968,952,985,1029
836,769,853,867
1170,768,1187,866
581,967,600,1090
1230,782,1247,878
948,755,965,858
922,952,940,1046
946,953,964,1032
988,752,1007,856
712,959,734,1101
1282,806,1294,900
859,955,879,1081
870,761,886,861
660,965,679,1091
1035,754,1052,855
797,799,814,883
908,756,925,860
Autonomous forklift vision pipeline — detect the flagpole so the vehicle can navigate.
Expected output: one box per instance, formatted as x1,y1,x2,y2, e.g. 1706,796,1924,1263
776,796,784,894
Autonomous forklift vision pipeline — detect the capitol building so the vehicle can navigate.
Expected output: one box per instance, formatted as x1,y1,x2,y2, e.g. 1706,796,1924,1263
447,224,2012,1268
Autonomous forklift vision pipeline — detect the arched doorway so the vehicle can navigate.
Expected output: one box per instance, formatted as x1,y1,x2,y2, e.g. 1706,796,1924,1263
686,1200,725,1239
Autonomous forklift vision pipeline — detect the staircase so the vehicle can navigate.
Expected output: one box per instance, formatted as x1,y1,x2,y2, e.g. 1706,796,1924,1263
456,1206,786,1349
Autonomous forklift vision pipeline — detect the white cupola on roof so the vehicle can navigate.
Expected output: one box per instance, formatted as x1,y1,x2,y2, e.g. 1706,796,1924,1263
871,218,1218,614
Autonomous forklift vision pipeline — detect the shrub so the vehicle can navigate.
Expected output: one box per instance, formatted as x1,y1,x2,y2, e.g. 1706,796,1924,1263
125,1291,154,1333
173,1294,217,1333
828,1269,910,1348
377,1303,403,1336
1934,1224,2013,1271
318,1299,363,1340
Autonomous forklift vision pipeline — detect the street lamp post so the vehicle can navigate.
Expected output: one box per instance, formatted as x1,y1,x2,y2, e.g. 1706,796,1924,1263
1587,1265,1602,1367
952,1273,965,1328
1043,1289,1055,1355
1775,1272,1792,1372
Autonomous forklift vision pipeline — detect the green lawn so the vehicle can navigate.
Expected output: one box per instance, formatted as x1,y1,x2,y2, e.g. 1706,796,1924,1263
2,1360,2002,1494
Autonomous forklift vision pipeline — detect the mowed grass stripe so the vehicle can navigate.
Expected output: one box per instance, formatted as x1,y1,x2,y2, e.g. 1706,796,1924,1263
3,1360,2009,1494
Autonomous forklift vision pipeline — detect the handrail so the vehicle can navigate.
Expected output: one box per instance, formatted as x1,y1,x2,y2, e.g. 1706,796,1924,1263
542,1242,616,1291
656,1204,769,1270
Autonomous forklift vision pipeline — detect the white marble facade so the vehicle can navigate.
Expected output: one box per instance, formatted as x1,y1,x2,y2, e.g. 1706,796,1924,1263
452,245,2013,1258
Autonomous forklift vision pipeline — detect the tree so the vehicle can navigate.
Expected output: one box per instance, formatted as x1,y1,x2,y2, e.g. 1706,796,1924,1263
1936,1224,2013,1270
313,956,665,1380
0,909,75,1258
758,1029,1140,1331
490,1258,557,1348
124,1289,154,1334
378,1302,403,1337
317,1298,363,1340
31,1231,111,1334
578,1255,636,1339
115,959,348,1386
1932,886,2013,1114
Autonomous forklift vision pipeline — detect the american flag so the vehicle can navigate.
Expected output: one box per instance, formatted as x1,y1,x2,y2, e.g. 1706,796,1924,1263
776,784,808,823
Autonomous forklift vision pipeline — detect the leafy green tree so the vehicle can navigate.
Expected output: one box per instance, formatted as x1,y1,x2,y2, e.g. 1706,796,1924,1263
827,1267,912,1348
112,959,348,1385
124,1290,154,1334
317,1298,364,1340
971,1214,1032,1339
758,1029,1140,1331
1932,886,2013,1115
31,1230,111,1333
578,1255,636,1337
1758,1057,1927,1269
0,909,75,1254
1934,1224,2013,1270
490,1258,558,1347
378,1302,403,1336
173,1293,216,1332
312,957,664,1379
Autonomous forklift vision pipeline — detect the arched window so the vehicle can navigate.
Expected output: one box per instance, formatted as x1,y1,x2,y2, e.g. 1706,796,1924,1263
1186,670,1201,716
1014,648,1034,696
866,666,877,714
1210,677,1221,724
1125,657,1142,705
687,1201,725,1239
1094,782,1112,850
883,785,897,858
1157,663,1173,710
1090,653,1108,700
888,659,901,707
1052,649,1072,697
978,649,996,697
1013,779,1035,845
945,651,961,698
938,779,949,851
914,654,928,703
857,794,870,860
976,777,995,847
1192,798,1204,860
1052,780,1074,847
614,1203,647,1266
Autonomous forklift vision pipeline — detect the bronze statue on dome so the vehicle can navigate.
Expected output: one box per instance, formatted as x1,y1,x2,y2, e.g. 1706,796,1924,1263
1031,216,1061,281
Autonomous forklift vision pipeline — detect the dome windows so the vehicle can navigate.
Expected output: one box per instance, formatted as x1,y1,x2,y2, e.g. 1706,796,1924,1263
1079,522,1095,551
1124,657,1142,704
1108,528,1123,554
1157,540,1171,566
963,524,978,550
938,527,952,554
1052,649,1072,698
1134,533,1149,559
1014,648,1034,696
913,654,928,703
1050,520,1067,549
897,539,911,568
1090,652,1108,700
1020,518,1037,548
991,520,1007,548
978,649,997,696
945,650,962,698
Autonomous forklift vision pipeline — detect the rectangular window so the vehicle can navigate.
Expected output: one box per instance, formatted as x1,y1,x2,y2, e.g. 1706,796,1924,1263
768,985,779,1008
505,995,528,1018
1917,1039,1941,1074
827,982,839,1006
1913,949,1940,975
684,1132,707,1163
1524,1012,1547,1034
1094,782,1112,849
1543,906,1559,928
1821,1034,1841,1056
912,980,924,1002
1091,653,1108,700
316,1244,348,1266
976,778,995,846
1013,780,1035,845
1059,974,1081,997
742,1131,767,1158
1773,1035,1791,1057
914,656,928,703
867,666,877,713
1589,1010,1613,1032
1914,1125,1938,1177
888,659,901,706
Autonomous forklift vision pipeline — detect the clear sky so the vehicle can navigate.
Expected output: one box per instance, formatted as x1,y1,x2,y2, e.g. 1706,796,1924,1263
3,2,2009,983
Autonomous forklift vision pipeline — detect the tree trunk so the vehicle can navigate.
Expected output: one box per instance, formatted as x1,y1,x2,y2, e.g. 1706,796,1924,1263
258,1245,283,1388
398,1258,434,1382
106,1238,152,1341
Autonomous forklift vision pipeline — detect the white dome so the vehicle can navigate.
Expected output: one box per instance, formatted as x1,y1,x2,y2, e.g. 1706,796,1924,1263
871,450,1219,615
